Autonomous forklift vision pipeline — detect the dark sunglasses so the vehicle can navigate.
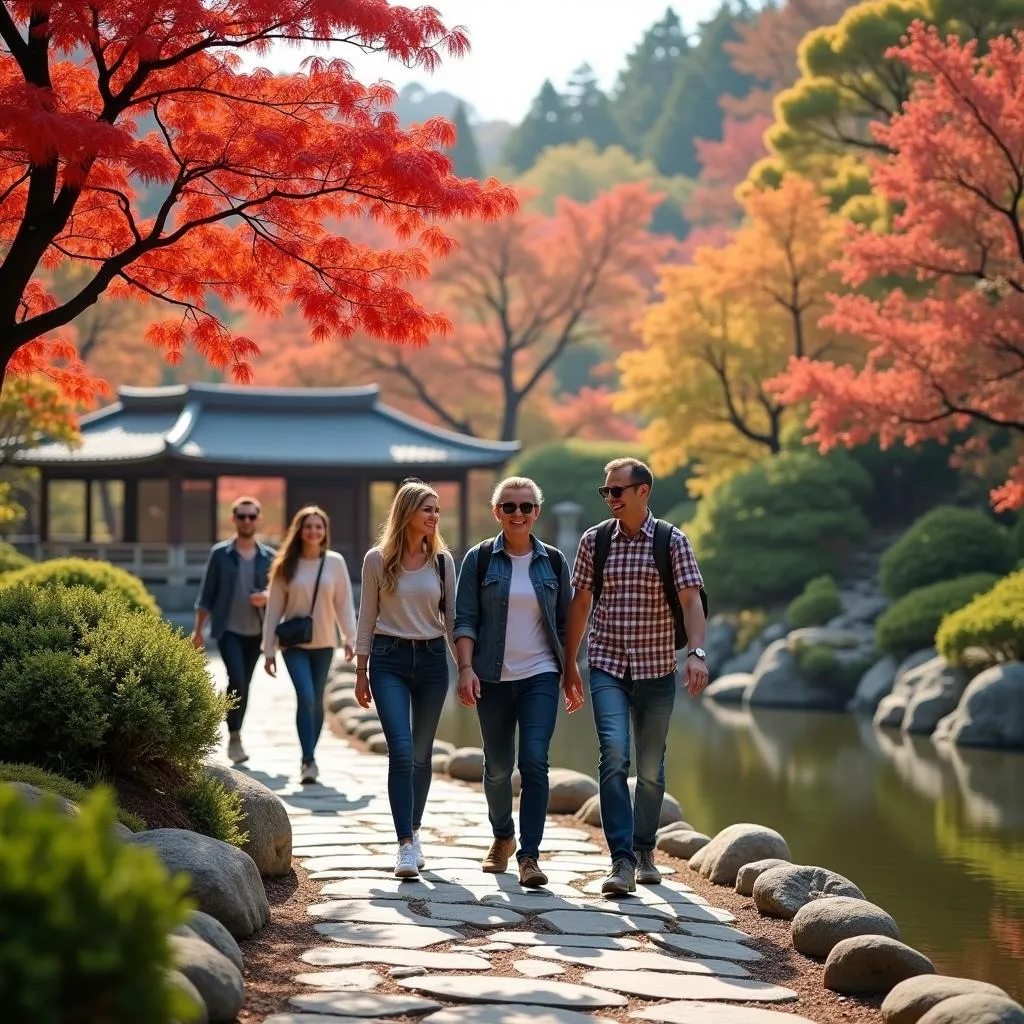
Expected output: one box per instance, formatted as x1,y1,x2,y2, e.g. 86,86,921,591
234,512,259,521
499,501,537,515
598,483,643,500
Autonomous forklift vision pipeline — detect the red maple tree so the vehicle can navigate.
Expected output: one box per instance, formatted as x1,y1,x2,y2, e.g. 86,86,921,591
0,0,516,399
772,24,1024,512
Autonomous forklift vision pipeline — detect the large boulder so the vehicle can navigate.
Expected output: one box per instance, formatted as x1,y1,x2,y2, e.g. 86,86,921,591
131,829,270,938
656,830,710,859
169,934,245,1023
327,690,359,713
916,995,1024,1023
735,858,791,897
355,719,383,741
902,661,969,735
791,896,899,958
5,781,134,841
932,662,1024,750
447,747,485,782
204,764,292,878
367,733,389,755
703,673,754,704
179,910,244,974
718,643,762,677
823,935,934,995
626,778,684,826
575,794,602,827
875,692,910,729
882,975,1010,1024
168,970,208,1024
547,769,599,815
786,627,864,650
752,864,865,919
704,614,738,677
694,823,791,886
746,639,845,710
848,656,899,713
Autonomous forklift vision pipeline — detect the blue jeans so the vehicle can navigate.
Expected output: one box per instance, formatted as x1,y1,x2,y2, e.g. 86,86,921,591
282,647,335,762
369,635,450,842
216,631,262,733
589,667,676,865
476,672,560,861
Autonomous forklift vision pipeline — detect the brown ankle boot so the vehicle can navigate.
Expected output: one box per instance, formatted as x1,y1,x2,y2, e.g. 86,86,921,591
518,857,548,888
481,836,517,873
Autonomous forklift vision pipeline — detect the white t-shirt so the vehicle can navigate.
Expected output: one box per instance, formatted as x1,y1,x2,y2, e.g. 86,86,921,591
501,552,559,681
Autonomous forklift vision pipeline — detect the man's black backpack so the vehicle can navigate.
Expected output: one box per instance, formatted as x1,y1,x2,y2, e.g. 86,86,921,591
591,518,708,651
474,538,566,587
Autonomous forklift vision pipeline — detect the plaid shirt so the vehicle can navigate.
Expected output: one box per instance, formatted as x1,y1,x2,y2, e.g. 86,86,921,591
572,511,704,679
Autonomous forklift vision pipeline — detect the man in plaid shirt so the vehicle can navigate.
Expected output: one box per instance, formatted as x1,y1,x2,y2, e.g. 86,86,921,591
564,457,709,895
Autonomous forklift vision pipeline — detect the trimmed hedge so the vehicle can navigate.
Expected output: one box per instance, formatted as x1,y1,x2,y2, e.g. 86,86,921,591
874,573,999,659
0,786,201,1024
936,570,1024,667
685,450,874,608
786,575,842,628
0,556,160,615
878,507,1015,601
0,541,31,574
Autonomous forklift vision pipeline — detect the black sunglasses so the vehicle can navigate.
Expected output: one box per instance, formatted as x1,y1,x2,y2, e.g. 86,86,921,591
499,501,537,515
598,483,643,500
234,512,259,521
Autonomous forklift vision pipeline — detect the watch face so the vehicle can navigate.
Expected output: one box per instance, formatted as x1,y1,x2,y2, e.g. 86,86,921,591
692,648,706,659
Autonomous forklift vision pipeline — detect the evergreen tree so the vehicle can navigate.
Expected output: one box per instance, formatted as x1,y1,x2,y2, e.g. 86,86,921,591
644,3,758,178
611,8,689,154
501,80,572,172
564,64,625,151
449,101,484,179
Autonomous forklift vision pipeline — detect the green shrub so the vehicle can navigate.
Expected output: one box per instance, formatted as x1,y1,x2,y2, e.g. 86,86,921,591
796,642,839,682
878,506,1015,600
936,570,1024,667
0,540,31,574
874,573,999,659
786,575,842,628
0,785,201,1024
177,774,248,847
0,556,160,615
684,450,874,608
0,762,146,832
509,440,693,538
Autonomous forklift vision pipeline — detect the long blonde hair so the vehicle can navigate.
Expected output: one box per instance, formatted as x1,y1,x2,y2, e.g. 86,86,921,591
270,505,330,585
376,482,447,593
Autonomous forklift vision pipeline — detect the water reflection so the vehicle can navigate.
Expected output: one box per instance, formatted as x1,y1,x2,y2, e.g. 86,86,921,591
436,685,1024,999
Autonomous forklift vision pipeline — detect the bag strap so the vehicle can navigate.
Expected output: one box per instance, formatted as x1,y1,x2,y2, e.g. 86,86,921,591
652,519,680,614
309,553,326,614
475,537,495,590
590,519,615,605
436,553,446,617
542,543,565,582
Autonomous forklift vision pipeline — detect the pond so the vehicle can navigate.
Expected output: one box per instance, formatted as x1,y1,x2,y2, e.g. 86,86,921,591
436,684,1024,1001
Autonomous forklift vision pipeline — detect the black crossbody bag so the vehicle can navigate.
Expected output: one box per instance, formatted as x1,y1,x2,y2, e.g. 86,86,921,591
275,554,326,648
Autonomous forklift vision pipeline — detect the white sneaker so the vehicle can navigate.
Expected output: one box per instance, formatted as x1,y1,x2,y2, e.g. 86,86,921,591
227,733,249,765
300,759,318,784
395,843,420,879
412,830,426,869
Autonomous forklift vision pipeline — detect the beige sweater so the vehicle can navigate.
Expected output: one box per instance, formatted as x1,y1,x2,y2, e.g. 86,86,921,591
262,551,357,653
356,547,456,656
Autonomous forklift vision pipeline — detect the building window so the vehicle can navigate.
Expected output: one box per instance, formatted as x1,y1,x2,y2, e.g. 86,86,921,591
90,480,124,542
182,479,214,543
138,480,170,543
47,480,87,542
217,477,286,544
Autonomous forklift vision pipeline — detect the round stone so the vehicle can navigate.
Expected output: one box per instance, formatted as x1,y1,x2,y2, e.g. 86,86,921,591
916,994,1024,1024
396,974,628,1008
753,864,865,919
824,935,934,994
882,975,1011,1024
791,896,899,958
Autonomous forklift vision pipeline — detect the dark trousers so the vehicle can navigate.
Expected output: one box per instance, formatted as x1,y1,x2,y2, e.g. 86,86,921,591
216,630,263,733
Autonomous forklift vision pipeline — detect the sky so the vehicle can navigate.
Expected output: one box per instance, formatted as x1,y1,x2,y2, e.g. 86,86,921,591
255,0,729,123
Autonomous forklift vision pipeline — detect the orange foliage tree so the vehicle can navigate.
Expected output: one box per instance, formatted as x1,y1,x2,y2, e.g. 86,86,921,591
0,0,515,398
771,25,1024,512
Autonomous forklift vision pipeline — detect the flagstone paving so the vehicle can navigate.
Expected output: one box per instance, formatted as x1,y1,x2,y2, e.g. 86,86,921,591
206,655,819,1023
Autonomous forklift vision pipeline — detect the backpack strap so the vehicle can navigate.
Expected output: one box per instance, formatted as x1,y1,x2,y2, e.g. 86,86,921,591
542,543,565,582
475,538,495,590
652,519,680,614
590,520,616,605
435,552,446,617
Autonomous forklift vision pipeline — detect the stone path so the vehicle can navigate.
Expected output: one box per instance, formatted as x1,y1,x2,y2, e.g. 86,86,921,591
209,655,821,1024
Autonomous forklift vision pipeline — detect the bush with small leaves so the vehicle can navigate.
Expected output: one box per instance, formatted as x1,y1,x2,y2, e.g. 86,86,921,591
0,785,202,1024
795,642,839,681
878,507,1015,600
178,773,248,847
0,541,31,574
786,576,842,628
875,573,999,659
0,556,160,615
936,570,1024,667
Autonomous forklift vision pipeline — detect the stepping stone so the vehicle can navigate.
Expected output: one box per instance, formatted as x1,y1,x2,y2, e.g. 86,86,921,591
423,1008,619,1024
671,922,753,944
265,1016,401,1023
528,947,750,978
538,910,668,935
293,968,381,991
581,879,694,897
295,845,373,857
426,902,524,928
300,947,492,971
631,1003,820,1023
302,855,412,872
649,933,762,962
514,960,565,978
288,992,441,1016
434,836,602,854
318,879,485,903
397,975,628,1009
313,922,460,948
478,891,598,913
432,869,585,887
583,971,797,1003
309,898,523,929
627,902,737,924
489,931,642,950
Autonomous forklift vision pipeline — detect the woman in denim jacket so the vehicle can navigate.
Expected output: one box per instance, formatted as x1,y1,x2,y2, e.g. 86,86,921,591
454,476,583,888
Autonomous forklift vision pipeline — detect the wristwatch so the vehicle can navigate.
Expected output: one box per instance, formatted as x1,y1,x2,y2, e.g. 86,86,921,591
687,648,707,661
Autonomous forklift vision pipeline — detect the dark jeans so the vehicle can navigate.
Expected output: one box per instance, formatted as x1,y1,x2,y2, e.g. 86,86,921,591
369,635,450,842
589,666,676,865
476,671,560,861
216,631,263,733
282,646,335,762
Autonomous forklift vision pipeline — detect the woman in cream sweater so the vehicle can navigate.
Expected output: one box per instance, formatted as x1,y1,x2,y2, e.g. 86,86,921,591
355,480,456,879
263,505,357,783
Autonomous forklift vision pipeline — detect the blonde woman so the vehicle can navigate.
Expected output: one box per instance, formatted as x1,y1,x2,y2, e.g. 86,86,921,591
263,505,357,784
355,481,456,879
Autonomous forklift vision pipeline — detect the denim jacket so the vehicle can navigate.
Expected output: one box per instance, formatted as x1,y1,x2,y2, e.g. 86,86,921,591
454,534,571,682
194,538,276,640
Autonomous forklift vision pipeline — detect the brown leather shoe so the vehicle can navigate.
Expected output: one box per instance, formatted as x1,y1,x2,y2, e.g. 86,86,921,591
518,857,548,888
481,836,517,873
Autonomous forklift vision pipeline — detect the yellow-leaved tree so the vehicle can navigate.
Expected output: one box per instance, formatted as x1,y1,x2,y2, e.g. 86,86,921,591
617,175,857,494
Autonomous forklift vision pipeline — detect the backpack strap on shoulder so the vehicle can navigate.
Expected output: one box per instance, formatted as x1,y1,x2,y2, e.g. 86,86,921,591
652,519,677,609
541,543,565,582
475,537,496,590
591,519,616,605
